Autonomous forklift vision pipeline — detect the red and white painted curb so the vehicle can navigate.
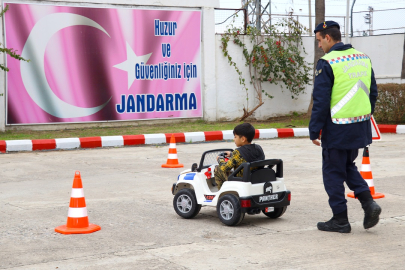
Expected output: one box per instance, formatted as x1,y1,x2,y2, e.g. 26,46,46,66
0,125,403,154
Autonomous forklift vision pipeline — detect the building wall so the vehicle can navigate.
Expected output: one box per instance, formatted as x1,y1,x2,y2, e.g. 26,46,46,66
214,33,405,120
351,34,405,83
214,35,314,121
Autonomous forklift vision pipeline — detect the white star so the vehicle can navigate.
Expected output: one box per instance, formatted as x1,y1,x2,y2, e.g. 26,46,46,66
114,42,152,89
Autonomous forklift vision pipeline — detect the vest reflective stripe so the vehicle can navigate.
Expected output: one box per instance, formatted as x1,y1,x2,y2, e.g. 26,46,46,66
321,48,372,124
332,113,371,124
331,80,370,117
326,53,370,65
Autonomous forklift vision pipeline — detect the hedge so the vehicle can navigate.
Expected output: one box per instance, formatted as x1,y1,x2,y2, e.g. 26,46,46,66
373,83,405,124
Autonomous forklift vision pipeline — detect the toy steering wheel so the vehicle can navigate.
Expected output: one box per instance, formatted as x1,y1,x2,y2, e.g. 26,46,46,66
218,152,230,162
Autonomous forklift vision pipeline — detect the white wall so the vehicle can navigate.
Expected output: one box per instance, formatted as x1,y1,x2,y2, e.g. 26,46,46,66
351,34,405,83
202,6,218,122
214,35,314,121
214,34,405,121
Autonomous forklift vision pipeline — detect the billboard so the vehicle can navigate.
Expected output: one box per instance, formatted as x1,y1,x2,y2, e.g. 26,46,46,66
4,3,202,124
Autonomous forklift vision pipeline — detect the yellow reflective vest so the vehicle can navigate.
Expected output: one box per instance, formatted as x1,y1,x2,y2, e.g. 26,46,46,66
321,48,372,124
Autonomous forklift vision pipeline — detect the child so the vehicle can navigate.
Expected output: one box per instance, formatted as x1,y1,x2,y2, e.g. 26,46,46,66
214,123,265,189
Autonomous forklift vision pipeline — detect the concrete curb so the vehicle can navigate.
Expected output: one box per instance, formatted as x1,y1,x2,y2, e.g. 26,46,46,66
1,125,404,154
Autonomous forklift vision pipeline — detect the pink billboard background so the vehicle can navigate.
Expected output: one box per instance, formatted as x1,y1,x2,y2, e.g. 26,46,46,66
4,3,202,124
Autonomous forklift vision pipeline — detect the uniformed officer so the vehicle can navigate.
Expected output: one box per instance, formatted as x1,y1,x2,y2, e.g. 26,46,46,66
309,21,381,233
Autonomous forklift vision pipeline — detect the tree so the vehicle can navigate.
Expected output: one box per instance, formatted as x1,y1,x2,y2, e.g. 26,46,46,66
307,0,325,116
0,5,29,72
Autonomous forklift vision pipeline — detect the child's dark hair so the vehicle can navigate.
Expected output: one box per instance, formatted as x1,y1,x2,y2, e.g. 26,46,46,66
233,123,255,142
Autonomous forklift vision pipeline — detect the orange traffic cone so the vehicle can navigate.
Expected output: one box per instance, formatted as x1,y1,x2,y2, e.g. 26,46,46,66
162,134,184,168
55,171,101,234
348,147,385,199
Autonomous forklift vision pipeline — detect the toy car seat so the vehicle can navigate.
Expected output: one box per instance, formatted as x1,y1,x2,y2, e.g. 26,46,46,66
228,159,283,183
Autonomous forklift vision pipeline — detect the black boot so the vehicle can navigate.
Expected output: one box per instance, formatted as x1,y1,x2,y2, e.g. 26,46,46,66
357,191,382,229
317,210,351,233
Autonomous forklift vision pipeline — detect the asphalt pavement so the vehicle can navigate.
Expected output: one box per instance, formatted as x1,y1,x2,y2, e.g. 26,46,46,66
1,134,404,269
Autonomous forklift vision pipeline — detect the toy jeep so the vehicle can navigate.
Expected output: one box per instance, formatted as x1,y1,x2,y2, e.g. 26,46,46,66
171,149,291,226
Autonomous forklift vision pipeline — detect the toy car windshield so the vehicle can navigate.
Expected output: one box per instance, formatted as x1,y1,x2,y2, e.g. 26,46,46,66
196,149,233,172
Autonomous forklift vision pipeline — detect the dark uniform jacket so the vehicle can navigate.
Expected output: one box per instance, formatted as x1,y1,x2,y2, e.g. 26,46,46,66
309,42,378,149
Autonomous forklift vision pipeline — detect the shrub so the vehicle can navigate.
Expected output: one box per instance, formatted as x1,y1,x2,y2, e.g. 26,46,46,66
374,83,405,124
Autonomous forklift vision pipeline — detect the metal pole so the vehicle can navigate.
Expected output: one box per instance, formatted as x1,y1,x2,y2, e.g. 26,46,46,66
370,6,374,35
351,0,356,37
256,0,261,31
244,8,248,33
308,0,312,36
269,0,272,29
345,0,350,43
243,0,250,25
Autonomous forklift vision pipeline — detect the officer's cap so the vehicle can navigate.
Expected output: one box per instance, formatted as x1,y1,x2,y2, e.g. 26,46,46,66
314,21,340,34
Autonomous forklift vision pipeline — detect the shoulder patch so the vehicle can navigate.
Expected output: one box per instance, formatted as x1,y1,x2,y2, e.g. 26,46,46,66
315,69,322,76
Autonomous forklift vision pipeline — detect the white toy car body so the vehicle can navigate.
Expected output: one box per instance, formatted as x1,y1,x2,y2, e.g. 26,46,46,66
171,149,291,226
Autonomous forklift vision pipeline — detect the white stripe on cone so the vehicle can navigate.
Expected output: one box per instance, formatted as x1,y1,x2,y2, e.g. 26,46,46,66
365,179,375,187
71,188,85,198
68,207,88,218
361,164,371,171
169,143,176,148
168,154,178,159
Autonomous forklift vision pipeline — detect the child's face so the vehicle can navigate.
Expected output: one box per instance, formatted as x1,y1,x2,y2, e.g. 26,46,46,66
233,134,246,147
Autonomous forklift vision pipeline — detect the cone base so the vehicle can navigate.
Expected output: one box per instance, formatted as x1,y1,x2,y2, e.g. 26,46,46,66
162,163,184,168
55,223,101,234
347,192,385,199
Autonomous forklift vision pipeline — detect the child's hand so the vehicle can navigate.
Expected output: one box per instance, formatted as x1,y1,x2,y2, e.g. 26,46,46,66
217,152,230,161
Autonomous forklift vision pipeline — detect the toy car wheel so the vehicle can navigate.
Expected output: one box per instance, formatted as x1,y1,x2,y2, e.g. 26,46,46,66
262,206,287,219
173,188,201,219
217,194,245,226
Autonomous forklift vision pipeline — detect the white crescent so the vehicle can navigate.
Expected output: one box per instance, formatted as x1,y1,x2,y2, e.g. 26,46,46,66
20,13,111,119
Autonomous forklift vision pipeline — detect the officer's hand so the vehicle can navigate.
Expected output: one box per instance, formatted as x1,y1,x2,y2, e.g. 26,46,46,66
225,151,231,157
312,139,321,146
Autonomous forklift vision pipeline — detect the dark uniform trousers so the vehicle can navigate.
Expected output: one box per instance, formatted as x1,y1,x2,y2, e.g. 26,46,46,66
322,148,370,215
